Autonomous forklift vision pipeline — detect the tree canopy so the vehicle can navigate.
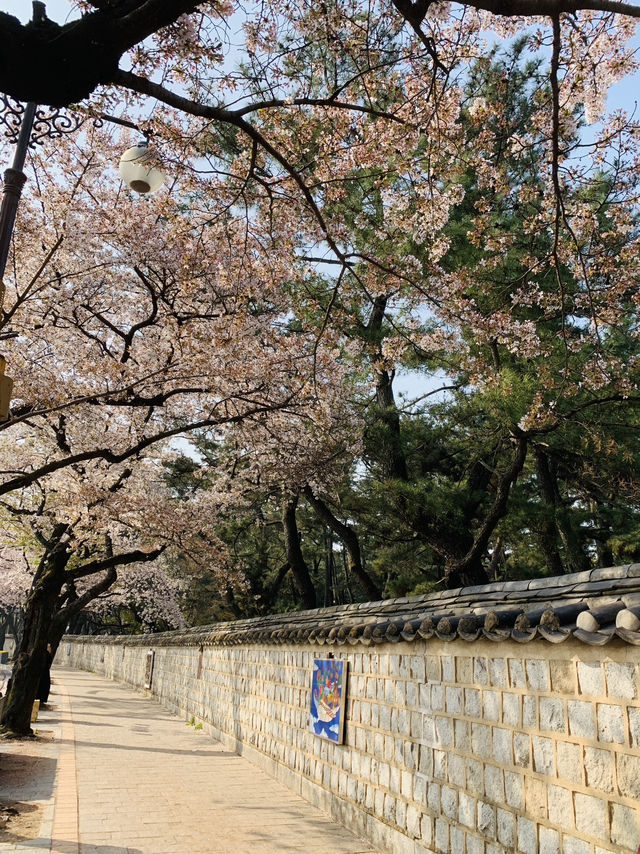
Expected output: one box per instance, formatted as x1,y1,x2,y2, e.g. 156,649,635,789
2,0,640,732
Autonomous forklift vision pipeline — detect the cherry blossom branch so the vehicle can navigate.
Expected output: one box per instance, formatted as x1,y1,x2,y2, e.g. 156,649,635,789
0,400,298,497
234,97,406,124
114,70,349,265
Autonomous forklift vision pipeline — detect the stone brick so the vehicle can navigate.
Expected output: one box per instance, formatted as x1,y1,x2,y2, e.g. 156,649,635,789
431,684,445,712
456,655,472,684
448,753,465,788
616,752,640,799
459,791,476,829
604,661,637,699
526,658,550,691
539,697,565,733
577,660,605,696
465,688,481,718
532,735,555,776
556,740,583,785
496,807,515,848
441,655,455,683
442,785,458,822
450,826,465,853
471,723,492,758
406,804,421,838
504,771,524,810
502,692,520,727
629,706,640,749
516,816,537,854
432,750,446,781
597,703,625,744
466,836,484,854
547,785,574,828
610,802,640,850
550,659,575,694
489,657,508,689
523,695,537,728
584,746,614,793
574,792,606,840
484,765,504,803
383,793,396,823
484,690,500,722
474,657,489,686
455,719,470,751
466,758,484,796
435,818,449,853
492,727,511,765
562,837,590,854
445,685,463,715
513,732,531,768
419,682,431,712
421,814,433,846
426,655,440,682
509,658,526,689
411,655,426,682
539,826,559,854
435,716,453,748
568,700,596,739
476,801,496,838
525,776,547,819
419,745,434,777
427,782,441,813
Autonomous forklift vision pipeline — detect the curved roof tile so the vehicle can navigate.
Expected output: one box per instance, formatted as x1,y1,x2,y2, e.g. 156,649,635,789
73,564,640,648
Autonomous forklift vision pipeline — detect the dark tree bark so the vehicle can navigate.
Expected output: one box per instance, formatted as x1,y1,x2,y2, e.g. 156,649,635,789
533,444,567,575
281,494,317,610
1,523,71,735
445,434,528,588
0,1,203,107
302,486,382,601
533,444,590,574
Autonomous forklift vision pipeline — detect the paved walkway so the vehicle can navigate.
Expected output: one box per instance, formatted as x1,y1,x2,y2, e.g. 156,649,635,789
1,667,376,854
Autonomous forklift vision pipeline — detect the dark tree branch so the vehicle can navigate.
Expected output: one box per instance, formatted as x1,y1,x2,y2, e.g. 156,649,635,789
65,543,165,581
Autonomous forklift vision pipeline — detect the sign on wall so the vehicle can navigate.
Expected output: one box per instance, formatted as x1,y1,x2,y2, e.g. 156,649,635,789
310,658,347,744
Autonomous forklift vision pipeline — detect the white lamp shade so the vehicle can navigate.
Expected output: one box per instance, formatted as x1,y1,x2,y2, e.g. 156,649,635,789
119,144,165,194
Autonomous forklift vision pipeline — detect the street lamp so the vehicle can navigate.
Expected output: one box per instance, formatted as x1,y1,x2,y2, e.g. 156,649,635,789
119,142,166,194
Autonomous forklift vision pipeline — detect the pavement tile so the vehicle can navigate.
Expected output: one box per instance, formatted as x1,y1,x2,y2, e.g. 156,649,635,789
2,666,377,854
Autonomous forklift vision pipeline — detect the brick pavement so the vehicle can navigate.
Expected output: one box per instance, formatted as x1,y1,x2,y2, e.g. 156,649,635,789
1,666,376,854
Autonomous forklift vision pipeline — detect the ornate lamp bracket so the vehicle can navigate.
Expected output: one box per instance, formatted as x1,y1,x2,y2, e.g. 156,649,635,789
0,95,85,147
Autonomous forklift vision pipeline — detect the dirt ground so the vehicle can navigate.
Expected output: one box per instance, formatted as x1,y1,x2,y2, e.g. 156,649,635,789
0,798,42,842
0,729,56,843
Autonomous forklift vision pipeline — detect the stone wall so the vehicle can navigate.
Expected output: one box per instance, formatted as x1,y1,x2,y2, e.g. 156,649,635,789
62,630,640,854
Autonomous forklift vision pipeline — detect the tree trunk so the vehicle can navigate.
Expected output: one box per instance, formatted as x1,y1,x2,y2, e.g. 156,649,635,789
303,486,382,601
374,368,410,482
445,434,528,588
281,494,317,609
534,445,590,574
1,581,59,734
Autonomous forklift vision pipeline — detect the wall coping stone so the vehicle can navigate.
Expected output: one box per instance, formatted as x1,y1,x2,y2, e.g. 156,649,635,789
65,564,640,649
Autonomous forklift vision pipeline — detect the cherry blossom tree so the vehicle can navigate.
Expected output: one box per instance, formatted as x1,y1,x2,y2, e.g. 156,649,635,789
1,0,640,731
0,118,357,734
